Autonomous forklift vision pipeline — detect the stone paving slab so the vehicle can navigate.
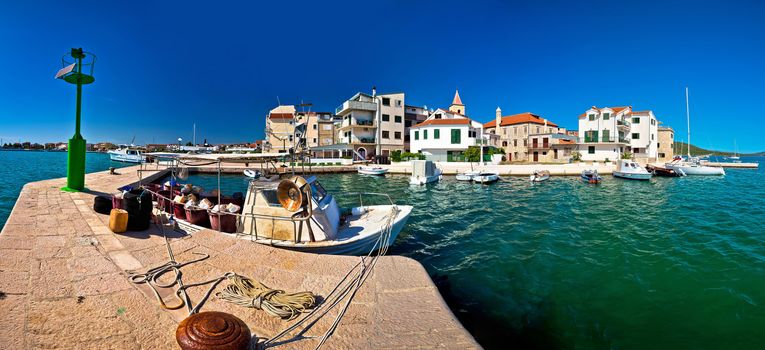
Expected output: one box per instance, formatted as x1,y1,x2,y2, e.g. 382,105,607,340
0,165,480,349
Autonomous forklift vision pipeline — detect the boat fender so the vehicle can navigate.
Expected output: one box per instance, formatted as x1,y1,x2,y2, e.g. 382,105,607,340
351,207,368,216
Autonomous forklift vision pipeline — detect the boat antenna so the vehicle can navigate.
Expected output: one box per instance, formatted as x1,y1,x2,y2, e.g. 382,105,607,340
685,87,691,158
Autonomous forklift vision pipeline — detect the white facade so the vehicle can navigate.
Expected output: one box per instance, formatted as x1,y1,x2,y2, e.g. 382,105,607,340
409,108,484,162
577,106,660,161
335,91,405,160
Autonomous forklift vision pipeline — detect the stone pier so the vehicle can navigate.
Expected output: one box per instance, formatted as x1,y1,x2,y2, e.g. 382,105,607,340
0,166,479,349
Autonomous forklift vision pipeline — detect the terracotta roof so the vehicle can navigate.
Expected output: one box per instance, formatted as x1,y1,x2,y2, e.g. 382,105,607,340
412,118,471,128
269,113,294,120
579,106,631,118
483,112,558,128
558,139,576,145
451,90,463,105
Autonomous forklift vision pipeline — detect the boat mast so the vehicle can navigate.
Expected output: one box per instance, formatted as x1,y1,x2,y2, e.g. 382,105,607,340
685,87,691,158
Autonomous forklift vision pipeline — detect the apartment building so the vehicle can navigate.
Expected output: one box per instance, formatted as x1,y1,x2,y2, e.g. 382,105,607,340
264,105,296,153
483,108,563,162
335,89,405,160
409,108,484,161
528,134,578,163
404,105,429,151
576,106,659,161
657,126,675,161
298,111,336,148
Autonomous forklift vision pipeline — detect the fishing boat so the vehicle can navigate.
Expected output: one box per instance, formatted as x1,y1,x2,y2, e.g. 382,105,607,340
410,160,442,185
665,88,725,176
581,170,602,184
146,153,413,256
529,170,550,182
108,147,146,163
646,164,686,177
612,159,652,180
357,166,388,176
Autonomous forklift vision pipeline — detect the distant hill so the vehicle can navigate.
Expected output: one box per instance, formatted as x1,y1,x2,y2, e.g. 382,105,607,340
674,142,764,157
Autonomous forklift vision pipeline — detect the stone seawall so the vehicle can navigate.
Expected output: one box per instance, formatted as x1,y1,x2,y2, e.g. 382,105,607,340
0,165,479,349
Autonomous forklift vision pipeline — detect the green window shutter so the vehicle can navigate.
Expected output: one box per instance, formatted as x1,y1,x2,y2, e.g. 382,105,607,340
603,113,610,120
632,117,640,123
415,131,419,140
424,130,428,139
602,129,610,142
434,129,440,139
451,129,461,144
589,114,595,121
632,133,640,139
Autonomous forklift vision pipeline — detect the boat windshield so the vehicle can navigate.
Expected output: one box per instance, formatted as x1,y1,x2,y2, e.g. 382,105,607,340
311,180,328,203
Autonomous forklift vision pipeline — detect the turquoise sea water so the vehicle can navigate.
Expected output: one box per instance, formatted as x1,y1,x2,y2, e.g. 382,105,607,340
3,151,765,349
0,150,132,228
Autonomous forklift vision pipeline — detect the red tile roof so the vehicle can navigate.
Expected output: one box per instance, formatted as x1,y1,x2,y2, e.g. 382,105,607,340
412,118,471,128
579,106,631,118
269,113,294,119
484,112,558,128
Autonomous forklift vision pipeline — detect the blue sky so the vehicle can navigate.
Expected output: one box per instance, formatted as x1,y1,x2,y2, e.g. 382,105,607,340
0,0,763,152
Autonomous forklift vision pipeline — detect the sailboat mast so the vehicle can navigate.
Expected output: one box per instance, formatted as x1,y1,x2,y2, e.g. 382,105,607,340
685,87,691,158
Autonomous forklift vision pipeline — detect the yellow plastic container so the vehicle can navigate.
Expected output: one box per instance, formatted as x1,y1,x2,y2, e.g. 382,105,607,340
109,209,129,233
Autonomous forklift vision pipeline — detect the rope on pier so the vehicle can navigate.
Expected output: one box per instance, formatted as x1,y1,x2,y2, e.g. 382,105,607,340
216,274,316,320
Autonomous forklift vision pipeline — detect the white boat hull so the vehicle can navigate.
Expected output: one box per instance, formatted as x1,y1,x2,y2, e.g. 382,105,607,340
473,173,499,183
109,152,145,163
666,163,725,175
613,171,652,180
410,174,442,185
358,167,388,175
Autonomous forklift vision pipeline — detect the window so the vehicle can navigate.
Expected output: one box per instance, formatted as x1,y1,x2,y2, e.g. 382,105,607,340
451,129,461,144
312,124,317,130
657,143,661,148
434,129,440,139
632,133,640,139
382,98,390,106
382,114,390,122
603,113,610,120
312,138,317,143
536,127,540,133
523,139,527,146
502,141,508,147
395,132,401,139
514,140,517,147
602,129,610,141
588,146,595,154
589,114,595,121
396,100,402,107
424,130,428,139
322,124,332,131
435,114,442,119
382,131,389,139
415,131,419,140
395,115,402,123
632,117,640,123
405,120,412,127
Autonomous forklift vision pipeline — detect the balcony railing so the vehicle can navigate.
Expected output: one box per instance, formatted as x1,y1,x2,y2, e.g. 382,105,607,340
336,100,377,115
617,120,631,127
584,137,628,144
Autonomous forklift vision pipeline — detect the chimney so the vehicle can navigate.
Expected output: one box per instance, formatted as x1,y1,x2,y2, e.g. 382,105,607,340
372,86,377,98
495,107,502,128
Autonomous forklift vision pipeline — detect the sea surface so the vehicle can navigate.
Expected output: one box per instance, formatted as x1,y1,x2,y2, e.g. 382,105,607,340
0,150,132,228
4,151,765,349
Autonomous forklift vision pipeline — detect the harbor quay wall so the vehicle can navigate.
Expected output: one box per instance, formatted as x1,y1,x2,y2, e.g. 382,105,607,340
0,165,479,349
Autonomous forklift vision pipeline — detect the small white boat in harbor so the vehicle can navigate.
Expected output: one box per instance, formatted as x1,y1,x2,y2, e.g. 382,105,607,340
581,169,602,184
530,170,550,182
472,172,499,184
613,160,652,180
456,171,478,182
108,147,146,163
357,166,388,176
410,160,442,185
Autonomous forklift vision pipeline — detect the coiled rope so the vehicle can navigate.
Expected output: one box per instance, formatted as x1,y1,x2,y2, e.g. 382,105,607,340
216,274,316,320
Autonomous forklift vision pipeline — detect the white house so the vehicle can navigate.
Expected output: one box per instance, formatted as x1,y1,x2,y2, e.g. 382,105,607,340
409,108,484,162
576,106,659,161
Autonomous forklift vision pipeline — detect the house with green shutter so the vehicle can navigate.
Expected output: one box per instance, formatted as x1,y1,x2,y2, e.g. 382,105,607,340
408,107,486,162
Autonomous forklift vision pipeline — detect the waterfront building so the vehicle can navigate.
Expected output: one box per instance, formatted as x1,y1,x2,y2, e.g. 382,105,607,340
483,108,564,162
335,90,405,160
657,126,675,161
528,133,578,163
264,105,297,153
298,111,336,148
409,108,484,161
404,105,429,151
576,106,660,161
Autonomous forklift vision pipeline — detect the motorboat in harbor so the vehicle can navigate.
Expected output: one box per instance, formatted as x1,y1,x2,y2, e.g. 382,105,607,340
410,160,442,185
456,171,478,182
529,170,550,182
108,147,146,163
581,170,602,184
472,172,499,184
357,166,388,176
612,160,652,180
646,164,686,177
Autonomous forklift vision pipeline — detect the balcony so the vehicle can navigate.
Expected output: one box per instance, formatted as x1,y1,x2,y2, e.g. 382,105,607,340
336,100,377,115
584,136,628,144
617,119,631,129
352,137,376,144
338,118,376,131
529,143,550,149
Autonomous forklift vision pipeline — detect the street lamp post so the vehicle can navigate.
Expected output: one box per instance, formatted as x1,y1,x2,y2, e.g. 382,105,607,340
56,48,96,192
178,138,182,152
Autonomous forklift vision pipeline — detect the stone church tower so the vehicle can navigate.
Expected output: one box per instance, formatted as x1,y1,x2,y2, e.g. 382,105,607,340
448,90,465,115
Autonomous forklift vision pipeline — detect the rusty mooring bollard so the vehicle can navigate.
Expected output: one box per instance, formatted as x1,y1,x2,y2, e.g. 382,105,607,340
176,311,251,350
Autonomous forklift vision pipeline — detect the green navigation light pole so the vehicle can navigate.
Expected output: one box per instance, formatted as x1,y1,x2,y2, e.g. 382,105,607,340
56,48,96,192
